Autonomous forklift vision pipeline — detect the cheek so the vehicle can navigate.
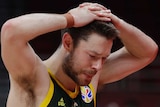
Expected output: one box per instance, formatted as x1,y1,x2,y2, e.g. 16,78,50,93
75,54,91,68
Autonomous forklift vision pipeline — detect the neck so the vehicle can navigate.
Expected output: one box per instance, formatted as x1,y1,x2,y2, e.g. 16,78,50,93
44,45,78,91
55,69,78,92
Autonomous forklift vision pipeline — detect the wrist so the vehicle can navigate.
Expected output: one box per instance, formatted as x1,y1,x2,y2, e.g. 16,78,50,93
63,13,74,28
111,14,123,29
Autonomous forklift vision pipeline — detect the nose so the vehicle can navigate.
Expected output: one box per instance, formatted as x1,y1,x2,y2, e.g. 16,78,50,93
91,59,103,71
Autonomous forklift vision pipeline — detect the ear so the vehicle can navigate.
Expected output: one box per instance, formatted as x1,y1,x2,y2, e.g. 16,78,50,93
62,32,73,52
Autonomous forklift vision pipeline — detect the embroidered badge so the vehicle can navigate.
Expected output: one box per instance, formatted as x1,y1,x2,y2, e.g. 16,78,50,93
80,86,93,103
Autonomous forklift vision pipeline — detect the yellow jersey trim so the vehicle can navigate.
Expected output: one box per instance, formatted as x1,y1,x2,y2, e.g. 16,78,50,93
89,84,96,107
39,73,54,107
48,69,80,99
39,69,95,107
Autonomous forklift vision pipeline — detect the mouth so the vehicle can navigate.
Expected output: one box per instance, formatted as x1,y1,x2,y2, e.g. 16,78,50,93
84,70,97,79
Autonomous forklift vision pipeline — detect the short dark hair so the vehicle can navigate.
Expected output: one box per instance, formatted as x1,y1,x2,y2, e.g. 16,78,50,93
61,20,119,48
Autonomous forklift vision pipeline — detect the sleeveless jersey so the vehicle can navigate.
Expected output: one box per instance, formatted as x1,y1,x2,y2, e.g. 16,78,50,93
39,70,96,107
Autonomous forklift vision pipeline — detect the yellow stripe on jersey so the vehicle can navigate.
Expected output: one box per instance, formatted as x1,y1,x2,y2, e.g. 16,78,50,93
39,79,54,107
48,69,80,99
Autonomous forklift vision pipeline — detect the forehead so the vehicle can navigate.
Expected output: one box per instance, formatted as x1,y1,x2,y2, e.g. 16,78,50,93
78,33,113,55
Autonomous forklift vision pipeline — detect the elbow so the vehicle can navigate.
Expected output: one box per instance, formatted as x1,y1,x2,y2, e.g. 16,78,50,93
146,43,159,64
1,19,18,43
135,42,159,65
152,44,159,59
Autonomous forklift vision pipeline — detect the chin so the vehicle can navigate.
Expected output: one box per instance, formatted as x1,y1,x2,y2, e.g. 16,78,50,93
79,80,91,86
77,75,92,86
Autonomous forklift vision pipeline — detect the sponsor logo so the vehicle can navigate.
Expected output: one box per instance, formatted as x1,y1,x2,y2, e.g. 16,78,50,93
58,98,66,107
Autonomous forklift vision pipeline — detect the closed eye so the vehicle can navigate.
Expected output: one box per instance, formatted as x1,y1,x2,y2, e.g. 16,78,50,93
89,54,96,58
89,54,99,60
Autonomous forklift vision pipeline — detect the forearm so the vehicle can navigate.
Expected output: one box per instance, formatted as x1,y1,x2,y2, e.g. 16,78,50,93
2,13,67,42
111,14,158,59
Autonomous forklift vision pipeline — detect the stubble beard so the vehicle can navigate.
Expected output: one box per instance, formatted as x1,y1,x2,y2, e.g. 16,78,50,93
62,52,91,86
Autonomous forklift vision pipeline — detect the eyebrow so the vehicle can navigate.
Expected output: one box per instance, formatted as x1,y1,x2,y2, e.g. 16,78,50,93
90,50,101,55
89,50,110,57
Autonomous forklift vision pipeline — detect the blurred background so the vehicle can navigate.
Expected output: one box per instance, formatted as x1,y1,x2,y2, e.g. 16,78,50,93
0,0,160,107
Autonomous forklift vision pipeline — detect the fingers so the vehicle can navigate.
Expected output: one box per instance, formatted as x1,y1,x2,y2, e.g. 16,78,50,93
79,2,111,21
78,2,112,22
88,6,105,11
96,17,111,22
96,9,111,17
88,7,111,14
79,2,91,7
79,2,107,10
88,6,112,21
95,11,112,21
90,3,107,10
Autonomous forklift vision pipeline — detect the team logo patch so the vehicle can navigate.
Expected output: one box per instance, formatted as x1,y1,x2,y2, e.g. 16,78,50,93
80,86,93,103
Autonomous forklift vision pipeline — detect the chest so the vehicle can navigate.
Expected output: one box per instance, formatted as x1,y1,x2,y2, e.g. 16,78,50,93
48,81,95,107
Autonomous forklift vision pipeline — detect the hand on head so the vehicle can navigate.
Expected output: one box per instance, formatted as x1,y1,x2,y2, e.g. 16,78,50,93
79,2,112,20
68,2,112,27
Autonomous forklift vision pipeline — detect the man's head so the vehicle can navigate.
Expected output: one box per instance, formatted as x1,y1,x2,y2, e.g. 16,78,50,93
61,21,119,86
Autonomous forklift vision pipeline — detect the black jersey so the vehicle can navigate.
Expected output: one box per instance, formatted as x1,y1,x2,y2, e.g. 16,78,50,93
39,69,96,107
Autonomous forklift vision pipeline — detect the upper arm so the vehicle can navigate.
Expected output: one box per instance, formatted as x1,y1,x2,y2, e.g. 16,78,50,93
98,47,157,85
1,19,40,82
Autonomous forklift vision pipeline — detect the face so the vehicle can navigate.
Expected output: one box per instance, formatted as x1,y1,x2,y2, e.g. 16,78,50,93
62,33,113,86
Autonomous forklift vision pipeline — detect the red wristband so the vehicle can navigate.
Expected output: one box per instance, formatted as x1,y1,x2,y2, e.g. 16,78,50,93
64,13,74,28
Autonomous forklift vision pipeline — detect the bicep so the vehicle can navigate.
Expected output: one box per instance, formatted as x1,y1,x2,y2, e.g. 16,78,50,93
99,47,151,85
2,40,38,80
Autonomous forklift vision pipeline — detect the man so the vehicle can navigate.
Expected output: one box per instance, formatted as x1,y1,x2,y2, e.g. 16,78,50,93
1,2,158,107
